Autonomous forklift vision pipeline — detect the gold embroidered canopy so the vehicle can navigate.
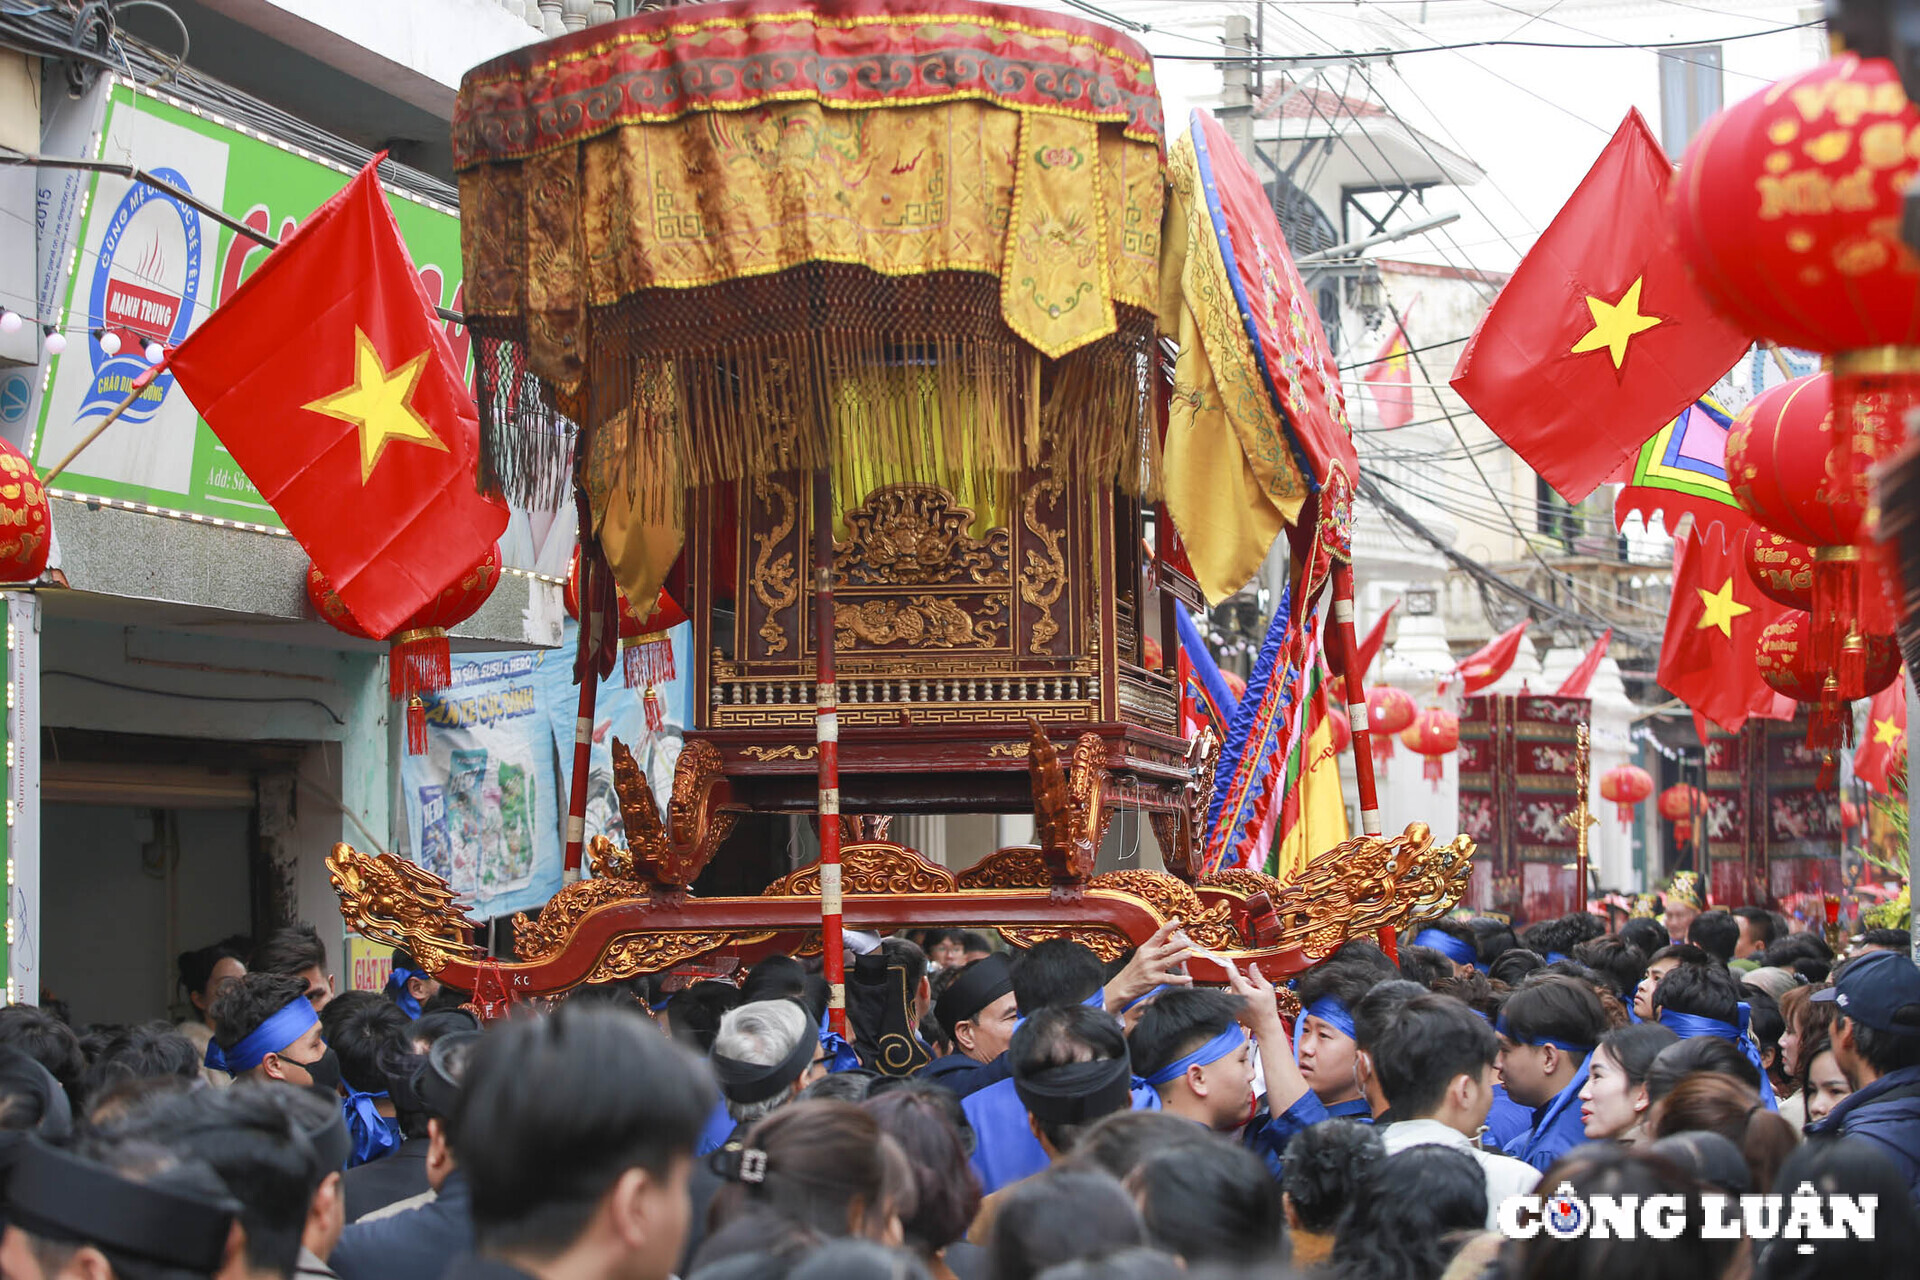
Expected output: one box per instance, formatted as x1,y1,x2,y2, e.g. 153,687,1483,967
455,0,1168,608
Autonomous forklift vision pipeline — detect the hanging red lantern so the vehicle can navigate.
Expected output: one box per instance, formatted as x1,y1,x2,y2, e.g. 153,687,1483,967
1676,55,1917,665
1841,798,1863,830
1740,526,1815,611
1658,783,1702,823
0,439,50,583
1327,705,1352,756
1673,817,1695,845
1367,685,1415,763
309,544,502,753
1599,764,1654,829
1221,669,1248,703
1725,373,1898,700
1755,611,1900,750
562,548,687,730
1399,706,1459,791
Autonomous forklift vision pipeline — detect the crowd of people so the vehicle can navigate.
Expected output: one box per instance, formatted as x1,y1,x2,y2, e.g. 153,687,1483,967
2,900,1919,1280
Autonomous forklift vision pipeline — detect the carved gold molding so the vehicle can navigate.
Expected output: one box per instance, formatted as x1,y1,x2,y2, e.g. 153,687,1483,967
834,595,1007,651
1019,477,1068,655
751,475,799,655
764,842,959,897
833,484,1011,587
740,744,819,762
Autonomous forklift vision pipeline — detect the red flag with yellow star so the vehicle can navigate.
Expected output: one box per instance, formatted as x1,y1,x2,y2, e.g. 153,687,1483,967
1449,110,1749,503
1658,519,1793,736
167,157,507,637
1855,671,1907,794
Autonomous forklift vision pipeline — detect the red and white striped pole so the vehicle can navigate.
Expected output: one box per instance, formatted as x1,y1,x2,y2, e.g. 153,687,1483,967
562,674,598,884
1330,562,1383,839
812,469,846,1036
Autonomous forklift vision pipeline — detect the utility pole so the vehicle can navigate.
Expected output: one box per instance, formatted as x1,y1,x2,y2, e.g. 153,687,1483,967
1220,13,1256,164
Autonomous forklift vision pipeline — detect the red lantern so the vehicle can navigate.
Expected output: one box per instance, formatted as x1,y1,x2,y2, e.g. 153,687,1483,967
1673,817,1695,845
1841,798,1863,830
1755,610,1900,753
562,549,686,730
1599,764,1654,829
1221,669,1248,703
1143,636,1163,669
1677,56,1917,667
1725,372,1899,699
1675,55,1920,355
1327,705,1352,756
309,544,502,753
1741,526,1815,611
1367,685,1415,763
1399,706,1459,791
1658,783,1702,823
0,439,50,583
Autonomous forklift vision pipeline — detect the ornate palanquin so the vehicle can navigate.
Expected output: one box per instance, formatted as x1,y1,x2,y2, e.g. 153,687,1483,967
331,724,1474,996
687,456,1200,815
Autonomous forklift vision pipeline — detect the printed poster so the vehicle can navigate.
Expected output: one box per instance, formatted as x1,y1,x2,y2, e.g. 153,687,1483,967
541,618,693,848
400,649,563,920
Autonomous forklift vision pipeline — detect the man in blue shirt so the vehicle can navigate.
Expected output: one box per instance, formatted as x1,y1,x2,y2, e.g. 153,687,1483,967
1808,949,1920,1204
1250,944,1401,1163
921,953,1019,1098
1495,975,1608,1172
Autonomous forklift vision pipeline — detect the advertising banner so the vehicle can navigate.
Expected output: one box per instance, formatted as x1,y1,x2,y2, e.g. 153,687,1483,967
400,649,562,921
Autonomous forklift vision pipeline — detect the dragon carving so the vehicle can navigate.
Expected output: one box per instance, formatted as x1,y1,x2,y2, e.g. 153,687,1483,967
327,844,484,973
1028,720,1105,887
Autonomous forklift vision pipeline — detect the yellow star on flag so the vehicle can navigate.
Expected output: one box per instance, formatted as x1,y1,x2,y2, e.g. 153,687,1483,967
1570,276,1662,369
1694,577,1752,638
1872,717,1904,748
304,328,448,483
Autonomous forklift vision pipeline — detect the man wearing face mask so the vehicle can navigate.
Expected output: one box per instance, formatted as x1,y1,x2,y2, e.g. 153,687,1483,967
206,972,343,1100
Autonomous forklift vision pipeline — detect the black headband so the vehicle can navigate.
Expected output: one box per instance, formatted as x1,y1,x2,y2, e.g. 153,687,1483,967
1015,1054,1134,1127
935,954,1014,1036
711,1009,817,1104
6,1138,234,1271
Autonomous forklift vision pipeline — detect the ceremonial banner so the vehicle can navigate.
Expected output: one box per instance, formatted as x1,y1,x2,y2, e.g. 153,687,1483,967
1458,695,1590,919
1450,110,1749,503
1614,396,1743,535
1272,666,1349,882
541,618,693,848
400,649,562,920
167,159,510,637
1701,714,1840,906
1176,607,1236,741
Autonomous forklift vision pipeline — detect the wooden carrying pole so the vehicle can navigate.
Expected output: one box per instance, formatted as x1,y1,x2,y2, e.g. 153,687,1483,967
813,469,846,1035
562,493,600,884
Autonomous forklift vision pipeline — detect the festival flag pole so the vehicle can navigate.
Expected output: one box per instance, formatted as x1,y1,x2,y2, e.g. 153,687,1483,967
563,492,602,886
813,468,846,1036
40,359,166,485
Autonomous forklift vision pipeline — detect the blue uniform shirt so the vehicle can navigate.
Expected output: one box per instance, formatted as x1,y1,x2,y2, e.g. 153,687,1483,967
1502,1054,1592,1173
963,1074,1162,1194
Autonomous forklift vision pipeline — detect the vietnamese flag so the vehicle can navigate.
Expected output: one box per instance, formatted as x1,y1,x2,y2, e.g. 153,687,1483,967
1855,671,1908,794
1450,110,1749,503
1555,628,1612,698
1658,520,1793,735
1458,619,1530,696
1364,302,1416,429
168,157,508,637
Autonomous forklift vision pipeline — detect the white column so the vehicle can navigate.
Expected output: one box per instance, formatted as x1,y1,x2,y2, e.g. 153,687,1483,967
5,592,39,1005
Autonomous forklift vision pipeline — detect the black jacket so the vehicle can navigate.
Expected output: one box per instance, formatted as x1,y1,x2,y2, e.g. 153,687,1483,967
331,1171,472,1280
343,1136,432,1222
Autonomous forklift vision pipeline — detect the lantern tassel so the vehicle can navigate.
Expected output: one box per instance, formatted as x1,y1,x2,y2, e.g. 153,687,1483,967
1424,756,1443,791
1617,803,1634,828
391,628,453,700
644,687,663,733
1810,554,1856,697
407,694,429,756
621,633,674,690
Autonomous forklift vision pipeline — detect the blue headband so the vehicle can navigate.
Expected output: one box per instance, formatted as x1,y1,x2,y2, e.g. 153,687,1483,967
1658,1004,1776,1108
1544,952,1570,964
1125,984,1172,1013
343,1090,400,1167
386,967,428,1020
203,998,318,1075
1293,997,1356,1057
1494,1014,1592,1058
1412,930,1479,969
1144,1024,1249,1086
